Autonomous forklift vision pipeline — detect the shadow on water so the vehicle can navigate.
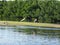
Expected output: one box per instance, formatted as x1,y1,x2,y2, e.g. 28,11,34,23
15,26,60,36
0,26,60,35
14,27,60,39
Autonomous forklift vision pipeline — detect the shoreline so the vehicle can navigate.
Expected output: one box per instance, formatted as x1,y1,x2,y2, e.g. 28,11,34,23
0,21,60,28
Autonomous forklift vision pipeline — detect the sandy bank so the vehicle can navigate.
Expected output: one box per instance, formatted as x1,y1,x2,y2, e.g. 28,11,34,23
0,21,60,28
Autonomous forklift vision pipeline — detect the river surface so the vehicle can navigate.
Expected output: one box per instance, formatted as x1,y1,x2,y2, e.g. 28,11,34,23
0,26,60,45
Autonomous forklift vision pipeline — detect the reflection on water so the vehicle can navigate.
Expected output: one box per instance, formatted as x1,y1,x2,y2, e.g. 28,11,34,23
0,26,60,45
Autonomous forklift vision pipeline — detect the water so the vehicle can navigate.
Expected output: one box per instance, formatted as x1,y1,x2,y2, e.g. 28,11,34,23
0,26,60,45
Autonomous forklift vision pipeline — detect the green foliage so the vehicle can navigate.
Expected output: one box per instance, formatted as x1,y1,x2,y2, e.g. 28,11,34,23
0,0,60,23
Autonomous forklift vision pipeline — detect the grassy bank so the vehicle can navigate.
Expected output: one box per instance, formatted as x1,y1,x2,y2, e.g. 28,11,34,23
0,21,60,28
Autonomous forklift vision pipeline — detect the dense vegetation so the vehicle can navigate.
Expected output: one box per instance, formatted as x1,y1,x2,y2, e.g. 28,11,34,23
0,0,60,23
